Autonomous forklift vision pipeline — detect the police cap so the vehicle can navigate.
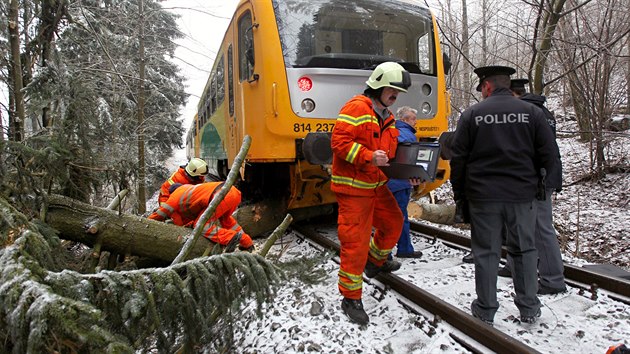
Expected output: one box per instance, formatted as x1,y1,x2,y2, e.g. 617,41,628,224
474,65,516,92
510,78,529,90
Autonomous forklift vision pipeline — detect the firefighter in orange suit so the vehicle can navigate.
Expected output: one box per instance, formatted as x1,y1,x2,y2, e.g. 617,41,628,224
149,182,254,251
331,62,411,325
157,158,208,204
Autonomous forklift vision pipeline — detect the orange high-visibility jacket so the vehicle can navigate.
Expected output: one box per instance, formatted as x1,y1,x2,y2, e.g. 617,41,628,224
157,167,204,203
149,182,253,249
331,95,399,196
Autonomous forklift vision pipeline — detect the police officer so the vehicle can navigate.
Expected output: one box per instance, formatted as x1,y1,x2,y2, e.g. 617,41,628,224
497,78,567,295
450,65,558,325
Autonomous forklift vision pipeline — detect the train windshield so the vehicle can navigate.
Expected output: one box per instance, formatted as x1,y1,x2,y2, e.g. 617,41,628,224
272,0,436,75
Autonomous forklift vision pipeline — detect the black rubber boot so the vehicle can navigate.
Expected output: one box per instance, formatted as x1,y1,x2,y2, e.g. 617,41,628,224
341,298,369,325
396,251,423,258
363,260,401,278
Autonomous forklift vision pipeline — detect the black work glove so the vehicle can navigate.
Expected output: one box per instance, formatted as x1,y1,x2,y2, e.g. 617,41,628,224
454,199,470,224
239,245,255,253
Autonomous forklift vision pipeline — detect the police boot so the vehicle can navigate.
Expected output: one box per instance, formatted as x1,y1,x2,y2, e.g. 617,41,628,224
497,266,512,278
341,298,369,325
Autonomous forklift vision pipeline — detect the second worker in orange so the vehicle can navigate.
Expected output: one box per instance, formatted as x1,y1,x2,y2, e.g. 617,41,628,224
149,182,254,252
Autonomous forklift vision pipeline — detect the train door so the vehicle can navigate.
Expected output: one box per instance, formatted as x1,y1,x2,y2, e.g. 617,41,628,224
234,5,259,163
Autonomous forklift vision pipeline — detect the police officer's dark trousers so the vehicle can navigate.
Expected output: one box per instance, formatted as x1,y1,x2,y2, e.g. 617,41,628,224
469,200,541,320
504,188,566,290
536,188,566,289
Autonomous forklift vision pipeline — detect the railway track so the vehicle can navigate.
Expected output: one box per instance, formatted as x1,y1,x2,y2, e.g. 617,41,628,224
289,220,630,354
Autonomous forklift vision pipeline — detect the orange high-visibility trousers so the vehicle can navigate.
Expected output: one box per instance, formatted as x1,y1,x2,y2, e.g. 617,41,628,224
195,186,253,249
336,185,403,299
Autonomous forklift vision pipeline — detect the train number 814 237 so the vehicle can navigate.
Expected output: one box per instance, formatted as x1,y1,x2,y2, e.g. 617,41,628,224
293,123,335,133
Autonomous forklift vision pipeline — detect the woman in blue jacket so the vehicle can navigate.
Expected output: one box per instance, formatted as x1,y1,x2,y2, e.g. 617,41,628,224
387,106,423,258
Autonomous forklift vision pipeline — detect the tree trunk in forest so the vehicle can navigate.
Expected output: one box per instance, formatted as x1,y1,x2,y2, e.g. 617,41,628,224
408,202,456,225
45,194,213,263
136,0,147,214
531,0,566,94
627,37,630,114
8,0,25,141
461,0,472,106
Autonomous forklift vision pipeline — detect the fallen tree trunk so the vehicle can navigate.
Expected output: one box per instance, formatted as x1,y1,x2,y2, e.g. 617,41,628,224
234,200,334,237
45,194,212,263
408,201,456,225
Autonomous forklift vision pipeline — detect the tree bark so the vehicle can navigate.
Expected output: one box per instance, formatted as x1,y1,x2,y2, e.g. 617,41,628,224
45,194,212,263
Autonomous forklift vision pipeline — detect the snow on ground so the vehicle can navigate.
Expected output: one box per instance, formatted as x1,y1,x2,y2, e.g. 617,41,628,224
233,227,629,353
229,115,629,353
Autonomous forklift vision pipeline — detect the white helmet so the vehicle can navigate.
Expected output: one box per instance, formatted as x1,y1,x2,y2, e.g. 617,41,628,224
366,62,412,92
185,158,208,177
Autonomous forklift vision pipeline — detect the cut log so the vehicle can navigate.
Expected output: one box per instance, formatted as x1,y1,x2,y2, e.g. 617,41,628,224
45,194,212,263
408,201,456,225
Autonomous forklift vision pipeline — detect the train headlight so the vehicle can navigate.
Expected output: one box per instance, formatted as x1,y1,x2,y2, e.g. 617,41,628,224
301,99,316,112
421,102,431,115
422,83,432,96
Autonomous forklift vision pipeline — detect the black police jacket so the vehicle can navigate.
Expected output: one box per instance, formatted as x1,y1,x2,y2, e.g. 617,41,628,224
450,88,558,202
520,93,562,191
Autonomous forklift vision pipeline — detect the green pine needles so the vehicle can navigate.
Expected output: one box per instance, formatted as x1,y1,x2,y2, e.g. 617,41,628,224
0,197,281,353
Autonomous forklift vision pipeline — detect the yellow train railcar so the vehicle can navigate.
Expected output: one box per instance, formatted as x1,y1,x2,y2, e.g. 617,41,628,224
187,0,451,215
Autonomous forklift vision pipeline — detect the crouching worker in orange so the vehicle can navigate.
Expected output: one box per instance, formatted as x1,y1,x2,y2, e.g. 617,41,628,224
157,157,208,204
149,182,254,252
331,62,411,325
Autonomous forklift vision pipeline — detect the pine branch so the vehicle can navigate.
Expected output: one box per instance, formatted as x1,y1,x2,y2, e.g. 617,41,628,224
1,195,281,352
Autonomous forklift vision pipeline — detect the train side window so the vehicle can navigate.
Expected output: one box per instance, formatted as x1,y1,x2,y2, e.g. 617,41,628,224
238,11,255,81
216,55,225,106
210,72,217,116
417,33,435,75
227,44,234,116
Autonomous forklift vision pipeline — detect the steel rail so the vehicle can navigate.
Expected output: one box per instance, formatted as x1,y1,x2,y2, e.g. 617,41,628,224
292,223,540,354
410,221,630,299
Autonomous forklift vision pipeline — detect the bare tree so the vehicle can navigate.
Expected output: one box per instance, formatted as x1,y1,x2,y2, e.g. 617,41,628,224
558,0,630,175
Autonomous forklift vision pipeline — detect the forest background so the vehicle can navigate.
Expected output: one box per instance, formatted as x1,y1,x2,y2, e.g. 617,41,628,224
1,0,628,213
0,0,628,352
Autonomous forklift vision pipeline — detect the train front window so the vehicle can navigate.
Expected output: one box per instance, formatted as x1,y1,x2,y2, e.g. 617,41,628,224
272,0,436,75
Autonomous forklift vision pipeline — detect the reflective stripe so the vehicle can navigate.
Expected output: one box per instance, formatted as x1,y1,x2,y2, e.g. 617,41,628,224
230,224,240,231
338,279,363,291
331,175,387,189
337,113,377,126
155,210,168,218
179,184,201,220
203,221,220,236
345,142,361,163
338,269,363,291
369,238,392,261
159,203,174,213
339,269,363,282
